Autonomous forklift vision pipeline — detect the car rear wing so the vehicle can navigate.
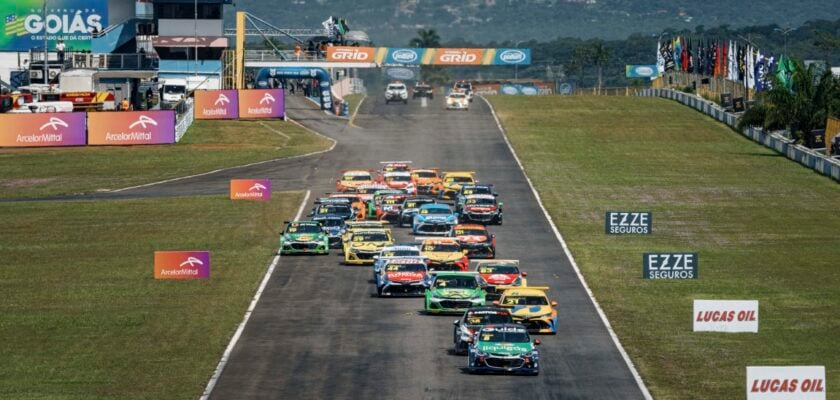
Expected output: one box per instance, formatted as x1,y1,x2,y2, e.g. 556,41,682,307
496,285,550,293
473,260,520,268
414,236,458,242
380,161,413,164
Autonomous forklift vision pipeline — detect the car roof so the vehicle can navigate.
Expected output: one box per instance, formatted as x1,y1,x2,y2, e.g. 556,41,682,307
465,194,496,200
465,306,511,314
420,238,459,245
443,171,476,177
454,223,487,230
382,245,421,251
383,257,427,264
289,220,319,225
343,170,371,176
501,287,550,296
479,323,528,332
420,203,450,209
384,171,412,177
462,184,492,189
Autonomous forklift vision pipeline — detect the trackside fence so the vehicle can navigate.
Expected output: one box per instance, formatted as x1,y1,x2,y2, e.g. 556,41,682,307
174,98,194,143
637,88,840,183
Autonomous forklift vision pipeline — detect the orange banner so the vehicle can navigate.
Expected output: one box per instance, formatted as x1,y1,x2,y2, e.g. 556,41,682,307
154,251,210,279
433,48,484,65
326,46,376,63
826,117,840,156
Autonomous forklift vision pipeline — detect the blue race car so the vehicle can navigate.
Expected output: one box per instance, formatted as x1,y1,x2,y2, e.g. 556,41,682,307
372,244,425,282
412,203,458,236
312,215,345,248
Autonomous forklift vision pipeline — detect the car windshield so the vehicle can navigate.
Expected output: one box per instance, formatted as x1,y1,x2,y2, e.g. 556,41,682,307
413,171,437,178
445,176,473,183
423,243,461,252
479,329,530,343
465,312,513,326
454,228,487,236
163,85,185,94
286,224,321,234
455,83,471,89
386,175,412,182
352,232,391,242
385,263,425,272
501,296,548,306
316,205,350,215
387,85,405,90
404,200,433,208
466,198,495,205
319,219,343,227
462,187,491,196
478,265,519,274
380,249,420,257
434,276,478,288
420,207,449,215
343,174,371,181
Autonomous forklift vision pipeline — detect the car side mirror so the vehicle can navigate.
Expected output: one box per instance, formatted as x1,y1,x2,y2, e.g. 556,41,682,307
453,320,460,326
492,300,500,306
498,202,504,207
551,301,558,307
521,271,527,277
534,339,541,346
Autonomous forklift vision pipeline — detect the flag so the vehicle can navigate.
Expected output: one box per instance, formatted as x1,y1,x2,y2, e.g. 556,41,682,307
746,47,756,89
728,41,737,81
775,55,795,90
738,45,746,82
674,37,682,71
663,40,675,72
657,40,666,74
688,38,695,73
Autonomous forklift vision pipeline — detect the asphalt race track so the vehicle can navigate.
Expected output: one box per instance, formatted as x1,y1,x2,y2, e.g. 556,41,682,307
28,95,648,399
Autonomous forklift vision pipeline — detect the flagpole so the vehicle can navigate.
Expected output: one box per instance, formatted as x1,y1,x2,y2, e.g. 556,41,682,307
43,0,48,84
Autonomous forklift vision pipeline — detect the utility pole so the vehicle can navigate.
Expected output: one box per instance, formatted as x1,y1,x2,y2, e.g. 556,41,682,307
774,27,794,55
43,1,48,84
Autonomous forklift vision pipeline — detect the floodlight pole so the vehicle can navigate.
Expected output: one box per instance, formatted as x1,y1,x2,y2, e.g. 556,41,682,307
43,1,48,84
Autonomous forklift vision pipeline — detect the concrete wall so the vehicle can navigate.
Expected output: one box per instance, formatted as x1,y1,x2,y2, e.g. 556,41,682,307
638,88,840,183
158,19,223,36
107,0,135,26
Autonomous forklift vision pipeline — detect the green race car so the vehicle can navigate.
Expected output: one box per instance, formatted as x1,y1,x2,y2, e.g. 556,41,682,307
424,271,486,314
279,220,329,255
468,324,540,375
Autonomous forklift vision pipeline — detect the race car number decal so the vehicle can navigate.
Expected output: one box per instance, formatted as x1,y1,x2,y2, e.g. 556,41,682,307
423,245,437,251
467,317,482,324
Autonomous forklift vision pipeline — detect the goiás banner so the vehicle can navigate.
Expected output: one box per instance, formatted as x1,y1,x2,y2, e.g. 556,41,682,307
0,112,86,147
0,0,107,51
87,110,175,145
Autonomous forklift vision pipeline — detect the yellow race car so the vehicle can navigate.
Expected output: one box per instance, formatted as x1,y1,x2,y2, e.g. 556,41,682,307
343,229,394,265
336,170,375,192
496,286,558,334
440,171,477,199
418,237,469,272
342,221,390,246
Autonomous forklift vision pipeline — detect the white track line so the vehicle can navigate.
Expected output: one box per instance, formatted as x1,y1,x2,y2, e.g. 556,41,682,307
199,189,311,400
108,119,337,193
258,120,292,141
481,96,653,400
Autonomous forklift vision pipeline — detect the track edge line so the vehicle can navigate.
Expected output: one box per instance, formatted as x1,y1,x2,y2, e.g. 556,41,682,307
480,96,653,400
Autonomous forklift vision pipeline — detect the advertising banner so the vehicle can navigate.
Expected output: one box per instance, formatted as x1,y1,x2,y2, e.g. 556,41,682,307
239,89,284,119
0,0,107,51
154,251,210,280
230,179,272,201
87,110,175,145
487,48,532,65
384,48,425,65
747,366,826,400
0,112,86,147
194,90,239,120
500,84,539,96
693,300,758,333
644,253,697,279
606,212,652,234
626,65,660,78
431,48,484,65
326,46,376,63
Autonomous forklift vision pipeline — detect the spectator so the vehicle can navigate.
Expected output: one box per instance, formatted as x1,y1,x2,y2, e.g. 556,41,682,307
55,40,65,64
294,44,302,60
120,97,130,111
145,87,154,110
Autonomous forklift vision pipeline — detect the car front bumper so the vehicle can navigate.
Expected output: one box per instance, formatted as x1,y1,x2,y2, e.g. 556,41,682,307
413,221,455,235
379,282,427,296
513,316,558,334
280,241,329,254
425,298,484,314
344,249,380,265
469,354,539,375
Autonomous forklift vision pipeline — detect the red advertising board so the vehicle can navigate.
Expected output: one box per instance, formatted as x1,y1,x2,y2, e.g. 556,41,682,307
87,110,176,145
0,112,87,147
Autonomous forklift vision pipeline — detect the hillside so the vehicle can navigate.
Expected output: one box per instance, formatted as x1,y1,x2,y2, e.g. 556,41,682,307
230,0,840,43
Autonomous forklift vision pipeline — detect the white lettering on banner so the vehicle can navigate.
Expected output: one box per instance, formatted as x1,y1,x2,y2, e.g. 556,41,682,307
247,107,273,115
16,133,63,143
693,300,758,333
159,268,199,276
747,366,826,400
440,52,477,63
105,132,153,141
331,49,370,61
202,108,229,116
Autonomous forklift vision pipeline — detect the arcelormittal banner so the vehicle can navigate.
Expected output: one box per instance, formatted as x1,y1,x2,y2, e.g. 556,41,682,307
0,112,86,147
194,90,239,119
87,110,175,145
239,89,284,119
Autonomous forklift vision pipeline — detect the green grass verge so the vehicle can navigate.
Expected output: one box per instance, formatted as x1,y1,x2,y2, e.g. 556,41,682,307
489,96,840,399
343,94,365,119
0,192,303,400
0,119,332,199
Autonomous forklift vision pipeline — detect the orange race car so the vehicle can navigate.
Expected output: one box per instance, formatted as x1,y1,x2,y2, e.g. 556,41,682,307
411,168,443,196
336,170,375,192
328,193,367,221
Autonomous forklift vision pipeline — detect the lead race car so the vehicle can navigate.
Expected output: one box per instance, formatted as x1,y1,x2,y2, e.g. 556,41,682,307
335,170,375,193
452,306,514,355
468,324,540,375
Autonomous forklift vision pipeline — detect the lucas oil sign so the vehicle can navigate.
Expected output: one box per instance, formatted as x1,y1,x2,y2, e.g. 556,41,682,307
643,252,697,279
605,211,651,234
693,300,758,333
747,366,826,400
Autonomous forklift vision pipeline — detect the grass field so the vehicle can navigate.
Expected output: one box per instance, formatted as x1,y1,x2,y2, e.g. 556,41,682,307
0,119,332,199
489,96,840,399
343,94,365,120
0,192,304,400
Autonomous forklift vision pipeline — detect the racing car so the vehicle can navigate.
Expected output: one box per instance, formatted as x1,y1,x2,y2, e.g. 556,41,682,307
343,229,394,265
446,91,469,111
455,184,496,213
367,189,409,220
279,220,330,255
312,215,345,248
372,244,425,282
452,306,514,355
451,224,496,259
418,237,469,272
398,197,436,227
336,170,375,192
327,193,367,221
424,271,486,314
440,171,477,200
342,221,390,247
412,203,458,236
475,260,526,300
354,183,390,203
308,201,354,221
382,171,417,194
375,258,430,297
468,324,540,375
411,168,443,196
375,193,409,222
496,286,558,334
454,81,474,102
459,194,503,225
380,161,412,174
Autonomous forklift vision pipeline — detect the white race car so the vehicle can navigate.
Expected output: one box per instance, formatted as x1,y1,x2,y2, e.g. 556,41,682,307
385,82,409,104
446,91,469,111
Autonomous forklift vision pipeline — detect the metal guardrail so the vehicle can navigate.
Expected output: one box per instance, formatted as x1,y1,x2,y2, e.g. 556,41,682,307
638,88,840,182
64,52,159,70
175,98,194,143
244,50,326,62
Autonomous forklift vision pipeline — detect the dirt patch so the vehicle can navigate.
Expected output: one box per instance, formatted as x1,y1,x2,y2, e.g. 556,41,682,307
0,178,57,189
